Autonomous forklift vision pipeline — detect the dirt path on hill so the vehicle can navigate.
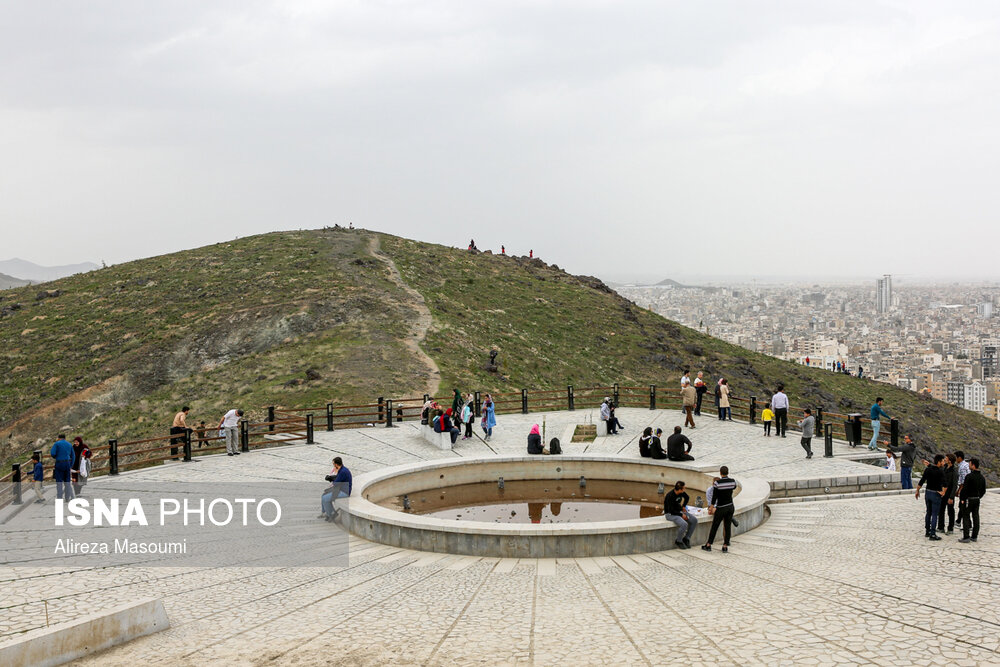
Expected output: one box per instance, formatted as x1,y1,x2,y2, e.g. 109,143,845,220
367,235,441,398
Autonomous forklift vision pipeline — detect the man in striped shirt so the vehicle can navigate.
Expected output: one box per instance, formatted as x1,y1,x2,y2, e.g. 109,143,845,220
702,467,738,553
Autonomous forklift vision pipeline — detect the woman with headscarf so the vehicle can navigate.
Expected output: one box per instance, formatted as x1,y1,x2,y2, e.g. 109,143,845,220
638,427,653,457
451,388,462,416
718,379,731,421
70,437,90,496
482,394,496,440
527,424,545,455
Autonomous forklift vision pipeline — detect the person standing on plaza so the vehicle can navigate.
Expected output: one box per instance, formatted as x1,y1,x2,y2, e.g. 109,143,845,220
955,451,970,528
694,372,707,416
481,394,496,441
219,408,244,456
681,381,697,428
717,379,731,421
937,453,958,535
451,388,462,416
958,459,986,543
702,466,737,553
771,384,789,437
170,406,191,460
761,403,774,437
915,454,947,540
797,409,815,459
461,401,473,440
680,369,691,413
868,397,890,451
665,481,697,549
70,437,90,496
49,434,75,500
888,434,918,489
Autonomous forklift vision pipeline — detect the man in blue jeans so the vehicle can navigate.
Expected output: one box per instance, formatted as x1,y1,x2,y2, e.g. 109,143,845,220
869,397,890,450
49,434,75,500
916,454,947,540
320,456,353,522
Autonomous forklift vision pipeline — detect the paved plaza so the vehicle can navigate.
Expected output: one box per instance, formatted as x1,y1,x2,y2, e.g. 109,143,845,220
2,408,997,665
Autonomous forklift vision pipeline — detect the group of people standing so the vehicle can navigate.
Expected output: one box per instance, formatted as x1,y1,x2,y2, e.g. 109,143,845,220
39,435,91,502
914,450,987,543
422,389,497,444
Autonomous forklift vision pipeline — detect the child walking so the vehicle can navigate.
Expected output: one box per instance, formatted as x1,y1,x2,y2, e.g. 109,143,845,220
762,404,774,436
30,453,45,503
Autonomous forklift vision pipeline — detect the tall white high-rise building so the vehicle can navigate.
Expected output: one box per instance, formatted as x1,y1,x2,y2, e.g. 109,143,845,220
965,381,987,414
876,274,892,314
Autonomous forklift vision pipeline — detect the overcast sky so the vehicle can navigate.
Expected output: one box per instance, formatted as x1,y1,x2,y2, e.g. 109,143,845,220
2,1,999,281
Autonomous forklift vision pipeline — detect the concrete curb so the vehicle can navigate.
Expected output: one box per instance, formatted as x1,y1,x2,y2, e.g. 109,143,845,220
0,598,168,667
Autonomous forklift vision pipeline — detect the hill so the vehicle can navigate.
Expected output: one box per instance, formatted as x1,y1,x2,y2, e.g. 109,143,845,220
0,272,30,289
2,229,998,480
0,258,99,283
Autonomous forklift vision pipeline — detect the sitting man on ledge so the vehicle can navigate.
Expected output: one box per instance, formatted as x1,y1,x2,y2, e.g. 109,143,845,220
666,426,694,461
664,480,697,549
320,456,352,522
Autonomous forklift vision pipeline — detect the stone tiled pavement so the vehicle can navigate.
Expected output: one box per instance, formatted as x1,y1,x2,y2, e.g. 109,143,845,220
2,409,996,665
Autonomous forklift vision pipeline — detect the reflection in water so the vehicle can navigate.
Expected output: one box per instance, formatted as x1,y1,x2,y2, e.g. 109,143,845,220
528,502,545,524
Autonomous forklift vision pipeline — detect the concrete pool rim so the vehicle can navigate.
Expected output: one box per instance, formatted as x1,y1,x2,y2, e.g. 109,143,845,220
340,455,770,557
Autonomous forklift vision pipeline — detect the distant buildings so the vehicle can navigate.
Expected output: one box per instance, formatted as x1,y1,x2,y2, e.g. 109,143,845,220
876,275,892,314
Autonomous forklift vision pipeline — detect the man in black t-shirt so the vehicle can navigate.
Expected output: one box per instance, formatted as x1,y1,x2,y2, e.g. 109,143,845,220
958,459,987,543
916,454,947,540
666,426,694,461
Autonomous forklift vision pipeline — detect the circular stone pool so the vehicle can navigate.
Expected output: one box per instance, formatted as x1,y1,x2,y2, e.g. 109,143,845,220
342,456,770,557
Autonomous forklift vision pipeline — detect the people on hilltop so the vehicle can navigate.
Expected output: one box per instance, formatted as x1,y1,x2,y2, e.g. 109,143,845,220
958,458,986,543
680,381,696,428
761,403,774,437
170,406,191,460
638,427,653,457
501,245,506,255
771,384,789,437
717,379,731,421
481,394,496,440
869,397,890,451
666,426,694,462
319,456,352,522
797,409,815,459
649,428,666,459
527,424,546,455
49,434,75,500
888,434,917,489
916,454,947,540
219,408,244,456
529,249,533,258
702,466,738,553
468,239,478,252
664,480,697,549
693,371,707,416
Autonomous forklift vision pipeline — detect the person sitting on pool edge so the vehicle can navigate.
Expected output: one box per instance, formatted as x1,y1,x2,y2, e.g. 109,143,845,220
664,480,697,549
649,428,666,459
527,424,547,455
319,456,353,522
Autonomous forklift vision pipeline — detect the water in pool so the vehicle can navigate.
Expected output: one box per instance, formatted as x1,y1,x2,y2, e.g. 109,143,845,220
380,479,705,524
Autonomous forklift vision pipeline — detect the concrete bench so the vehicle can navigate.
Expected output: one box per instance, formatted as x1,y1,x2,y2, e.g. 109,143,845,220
423,425,454,451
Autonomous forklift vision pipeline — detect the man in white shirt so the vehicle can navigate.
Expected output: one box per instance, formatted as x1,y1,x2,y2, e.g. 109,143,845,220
219,408,244,456
771,384,789,438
